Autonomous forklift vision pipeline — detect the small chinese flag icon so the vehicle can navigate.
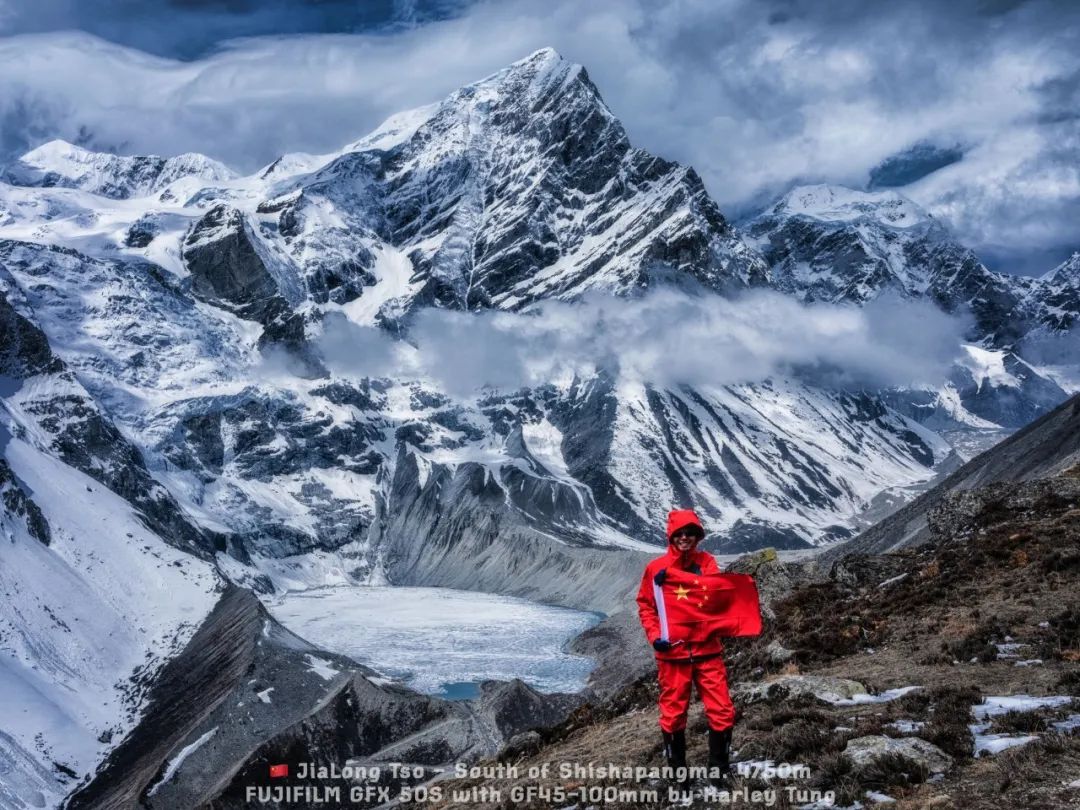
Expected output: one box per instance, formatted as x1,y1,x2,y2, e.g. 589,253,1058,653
269,764,288,778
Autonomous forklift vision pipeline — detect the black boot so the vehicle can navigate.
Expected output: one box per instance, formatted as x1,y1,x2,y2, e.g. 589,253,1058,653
662,730,690,790
707,726,732,789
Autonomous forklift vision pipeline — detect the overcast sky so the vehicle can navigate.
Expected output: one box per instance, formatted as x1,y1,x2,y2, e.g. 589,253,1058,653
0,0,1076,274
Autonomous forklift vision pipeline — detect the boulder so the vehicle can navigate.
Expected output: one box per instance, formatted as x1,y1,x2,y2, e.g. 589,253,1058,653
733,674,868,705
726,547,797,619
766,640,795,664
843,735,953,775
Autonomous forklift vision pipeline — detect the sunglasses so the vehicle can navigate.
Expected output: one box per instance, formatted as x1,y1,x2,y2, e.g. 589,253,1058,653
671,529,703,541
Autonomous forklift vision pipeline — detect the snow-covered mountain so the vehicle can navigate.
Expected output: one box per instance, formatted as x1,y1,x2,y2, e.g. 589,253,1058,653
745,184,1037,340
1,47,1075,807
1032,251,1080,332
744,184,1076,428
0,287,223,805
4,139,236,200
0,48,953,574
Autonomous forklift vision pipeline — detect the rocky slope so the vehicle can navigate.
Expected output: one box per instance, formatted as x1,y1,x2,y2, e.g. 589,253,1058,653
826,391,1080,560
66,585,583,809
416,467,1080,809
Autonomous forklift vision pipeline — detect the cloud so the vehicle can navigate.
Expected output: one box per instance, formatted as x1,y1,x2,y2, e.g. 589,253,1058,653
309,289,970,398
0,0,471,59
314,310,407,379
0,0,1077,269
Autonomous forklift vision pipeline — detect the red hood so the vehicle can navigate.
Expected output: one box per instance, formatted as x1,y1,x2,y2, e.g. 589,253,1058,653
666,508,704,548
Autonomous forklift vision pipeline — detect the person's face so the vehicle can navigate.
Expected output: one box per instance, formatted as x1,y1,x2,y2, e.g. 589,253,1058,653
671,528,701,554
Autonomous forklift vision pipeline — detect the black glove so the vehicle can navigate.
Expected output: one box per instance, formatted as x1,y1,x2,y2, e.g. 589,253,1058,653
653,568,667,586
653,639,672,652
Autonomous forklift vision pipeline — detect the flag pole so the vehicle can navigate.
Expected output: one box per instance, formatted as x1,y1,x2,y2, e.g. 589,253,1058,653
653,579,669,641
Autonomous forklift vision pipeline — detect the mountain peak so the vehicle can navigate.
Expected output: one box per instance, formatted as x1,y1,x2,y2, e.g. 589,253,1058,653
344,48,597,156
771,184,934,230
512,46,565,68
470,46,595,111
6,139,235,199
19,138,90,162
332,47,761,313
746,183,1022,331
500,46,572,85
1042,251,1080,283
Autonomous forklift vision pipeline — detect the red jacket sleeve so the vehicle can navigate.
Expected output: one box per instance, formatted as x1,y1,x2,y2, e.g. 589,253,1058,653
636,565,661,644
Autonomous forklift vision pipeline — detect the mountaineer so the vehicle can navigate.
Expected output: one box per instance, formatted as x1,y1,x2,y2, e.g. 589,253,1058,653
635,508,736,791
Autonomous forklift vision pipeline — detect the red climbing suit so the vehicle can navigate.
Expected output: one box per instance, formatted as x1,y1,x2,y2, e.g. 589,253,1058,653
636,509,735,734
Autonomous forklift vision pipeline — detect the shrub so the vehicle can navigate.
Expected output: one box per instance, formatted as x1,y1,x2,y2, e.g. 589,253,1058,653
896,690,932,717
921,719,975,760
1037,606,1080,660
917,684,982,759
1055,669,1080,696
857,752,928,789
986,709,1053,735
945,621,1009,663
810,755,861,807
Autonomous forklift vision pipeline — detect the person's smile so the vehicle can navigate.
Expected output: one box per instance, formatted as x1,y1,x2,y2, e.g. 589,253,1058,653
671,530,700,553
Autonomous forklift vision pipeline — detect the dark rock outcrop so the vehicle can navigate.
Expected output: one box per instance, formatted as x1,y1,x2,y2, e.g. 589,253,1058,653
0,457,50,544
182,204,285,323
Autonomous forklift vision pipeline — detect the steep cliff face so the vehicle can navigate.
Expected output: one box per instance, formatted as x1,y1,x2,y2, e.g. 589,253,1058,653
182,204,287,323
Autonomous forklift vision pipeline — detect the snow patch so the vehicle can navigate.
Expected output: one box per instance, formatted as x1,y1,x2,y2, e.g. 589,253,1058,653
147,727,218,796
304,654,341,682
825,686,921,706
969,694,1075,757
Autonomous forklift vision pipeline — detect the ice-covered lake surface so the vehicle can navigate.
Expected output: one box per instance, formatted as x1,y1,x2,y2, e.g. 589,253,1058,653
263,586,602,700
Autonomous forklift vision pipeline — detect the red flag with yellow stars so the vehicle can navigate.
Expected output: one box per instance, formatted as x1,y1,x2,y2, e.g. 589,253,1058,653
652,567,762,641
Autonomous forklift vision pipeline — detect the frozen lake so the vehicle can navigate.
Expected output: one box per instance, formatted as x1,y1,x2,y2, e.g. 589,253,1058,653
263,586,601,699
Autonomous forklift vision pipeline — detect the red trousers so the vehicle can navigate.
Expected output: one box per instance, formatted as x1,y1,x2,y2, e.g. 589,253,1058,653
657,655,734,733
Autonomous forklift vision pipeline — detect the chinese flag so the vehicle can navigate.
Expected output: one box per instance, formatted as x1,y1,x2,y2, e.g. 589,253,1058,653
269,764,289,778
654,567,762,641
